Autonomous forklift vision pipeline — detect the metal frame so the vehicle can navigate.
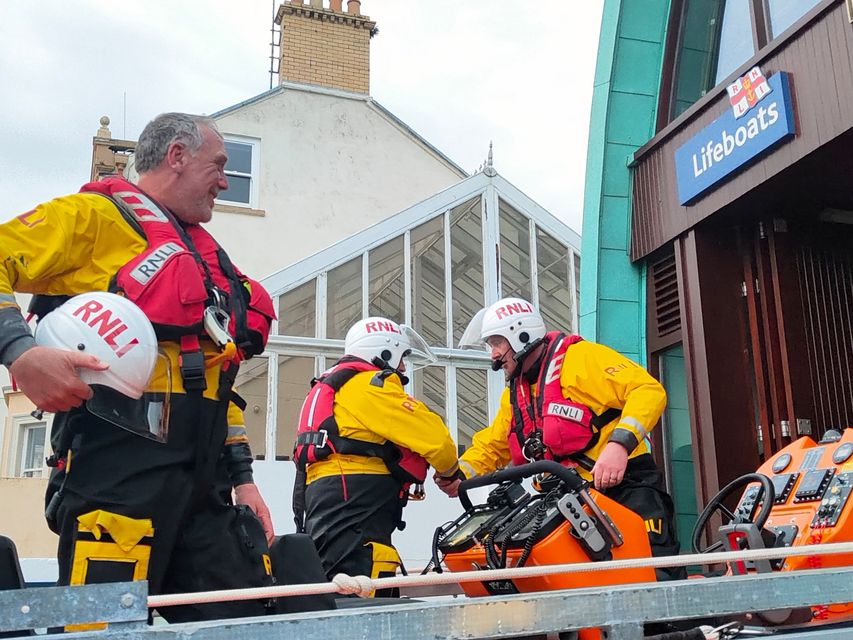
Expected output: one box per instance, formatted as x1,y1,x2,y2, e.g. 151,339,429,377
4,568,852,639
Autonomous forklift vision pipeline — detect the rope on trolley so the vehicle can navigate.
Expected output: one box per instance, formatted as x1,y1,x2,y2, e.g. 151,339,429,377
146,540,853,608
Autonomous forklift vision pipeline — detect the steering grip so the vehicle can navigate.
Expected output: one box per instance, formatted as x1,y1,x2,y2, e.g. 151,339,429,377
458,460,585,511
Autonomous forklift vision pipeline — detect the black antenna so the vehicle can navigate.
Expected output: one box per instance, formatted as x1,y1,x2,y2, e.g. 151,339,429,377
269,0,281,90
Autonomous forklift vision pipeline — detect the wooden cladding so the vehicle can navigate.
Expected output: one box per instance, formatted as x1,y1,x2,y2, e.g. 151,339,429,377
797,232,853,432
631,0,852,261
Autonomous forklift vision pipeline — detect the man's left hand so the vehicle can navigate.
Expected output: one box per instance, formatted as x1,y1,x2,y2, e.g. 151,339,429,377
234,482,275,545
591,442,628,491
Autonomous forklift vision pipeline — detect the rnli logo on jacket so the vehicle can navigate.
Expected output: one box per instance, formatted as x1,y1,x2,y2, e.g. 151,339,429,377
114,191,170,223
130,243,185,284
72,299,139,357
546,402,584,422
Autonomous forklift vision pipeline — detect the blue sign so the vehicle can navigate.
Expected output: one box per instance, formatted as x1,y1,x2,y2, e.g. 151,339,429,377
674,72,795,205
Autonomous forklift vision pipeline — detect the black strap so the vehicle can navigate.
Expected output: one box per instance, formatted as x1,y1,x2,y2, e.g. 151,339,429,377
292,467,308,533
216,248,253,352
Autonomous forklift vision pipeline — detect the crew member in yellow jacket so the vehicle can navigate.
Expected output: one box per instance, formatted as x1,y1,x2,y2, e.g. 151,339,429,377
0,113,278,621
293,317,459,594
435,297,684,581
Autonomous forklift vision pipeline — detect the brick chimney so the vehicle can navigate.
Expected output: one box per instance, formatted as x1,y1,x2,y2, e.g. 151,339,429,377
275,0,377,94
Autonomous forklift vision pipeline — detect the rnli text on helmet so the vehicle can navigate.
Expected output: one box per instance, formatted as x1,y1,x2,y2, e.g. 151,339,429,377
494,301,534,320
364,320,401,334
72,299,140,358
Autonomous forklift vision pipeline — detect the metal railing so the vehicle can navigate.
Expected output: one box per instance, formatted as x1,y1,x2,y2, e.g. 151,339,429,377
2,566,853,639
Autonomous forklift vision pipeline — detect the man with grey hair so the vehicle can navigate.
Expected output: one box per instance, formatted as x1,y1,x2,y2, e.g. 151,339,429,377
0,112,279,622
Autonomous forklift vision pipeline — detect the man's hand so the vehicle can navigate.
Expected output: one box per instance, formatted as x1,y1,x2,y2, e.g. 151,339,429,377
434,468,466,498
9,346,108,413
234,482,275,545
591,441,629,491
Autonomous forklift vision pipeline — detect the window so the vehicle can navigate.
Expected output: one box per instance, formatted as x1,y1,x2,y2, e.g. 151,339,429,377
499,200,532,301
767,0,821,37
17,420,47,477
536,228,573,332
279,279,316,338
450,197,485,345
326,257,363,339
368,236,405,321
666,0,821,122
671,0,754,119
217,137,259,207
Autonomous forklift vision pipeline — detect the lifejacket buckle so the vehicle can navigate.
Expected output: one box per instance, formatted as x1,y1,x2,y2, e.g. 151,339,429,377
179,349,207,391
204,305,235,350
316,429,328,449
408,483,426,501
522,432,546,461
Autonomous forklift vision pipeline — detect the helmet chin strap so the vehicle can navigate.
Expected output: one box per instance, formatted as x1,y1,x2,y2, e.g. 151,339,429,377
370,356,410,385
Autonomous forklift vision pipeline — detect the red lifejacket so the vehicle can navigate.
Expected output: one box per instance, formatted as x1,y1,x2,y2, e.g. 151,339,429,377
508,332,622,469
79,178,276,387
293,356,429,485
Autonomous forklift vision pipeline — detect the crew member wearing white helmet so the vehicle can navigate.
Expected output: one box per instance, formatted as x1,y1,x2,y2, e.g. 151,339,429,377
436,297,684,581
0,113,279,622
293,317,459,594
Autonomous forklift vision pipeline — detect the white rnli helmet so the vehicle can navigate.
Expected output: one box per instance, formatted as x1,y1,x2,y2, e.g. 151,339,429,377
344,317,435,370
34,292,170,442
459,297,546,356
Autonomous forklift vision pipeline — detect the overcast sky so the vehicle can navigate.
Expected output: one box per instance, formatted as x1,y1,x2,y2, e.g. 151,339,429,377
0,1,604,233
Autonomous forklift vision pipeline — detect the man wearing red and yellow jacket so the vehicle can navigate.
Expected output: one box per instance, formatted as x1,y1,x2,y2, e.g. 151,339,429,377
294,317,459,593
436,297,684,581
0,113,278,621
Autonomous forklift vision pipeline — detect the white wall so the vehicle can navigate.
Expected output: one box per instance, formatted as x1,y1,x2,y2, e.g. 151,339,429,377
206,86,465,279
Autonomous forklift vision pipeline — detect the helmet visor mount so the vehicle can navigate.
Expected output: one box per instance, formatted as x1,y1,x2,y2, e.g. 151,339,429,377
400,324,435,370
85,349,172,443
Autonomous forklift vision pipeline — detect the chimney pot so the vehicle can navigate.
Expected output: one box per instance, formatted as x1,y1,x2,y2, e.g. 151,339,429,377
347,0,361,14
330,0,342,11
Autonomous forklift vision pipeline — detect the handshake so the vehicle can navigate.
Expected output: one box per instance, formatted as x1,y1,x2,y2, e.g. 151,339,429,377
433,467,467,498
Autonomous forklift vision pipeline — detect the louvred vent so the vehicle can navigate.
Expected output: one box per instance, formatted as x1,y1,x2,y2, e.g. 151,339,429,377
652,254,680,337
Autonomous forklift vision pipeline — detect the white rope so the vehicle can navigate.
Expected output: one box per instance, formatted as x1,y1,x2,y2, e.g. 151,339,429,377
146,541,853,608
332,573,374,597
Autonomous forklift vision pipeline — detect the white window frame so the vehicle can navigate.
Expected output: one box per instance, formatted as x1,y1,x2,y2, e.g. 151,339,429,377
11,415,49,478
217,135,260,209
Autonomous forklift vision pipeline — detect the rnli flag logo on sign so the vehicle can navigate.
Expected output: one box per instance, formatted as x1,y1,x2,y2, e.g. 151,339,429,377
727,66,772,119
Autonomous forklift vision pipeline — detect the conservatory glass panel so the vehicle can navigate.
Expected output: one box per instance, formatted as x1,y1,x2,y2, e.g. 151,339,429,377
326,256,363,339
499,199,532,301
450,197,484,346
536,227,573,332
278,279,316,337
368,236,405,322
233,356,269,459
410,216,446,347
456,368,489,451
276,355,317,460
414,365,446,422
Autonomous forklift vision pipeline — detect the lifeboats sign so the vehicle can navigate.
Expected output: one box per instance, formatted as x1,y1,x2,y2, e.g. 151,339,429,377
674,71,795,205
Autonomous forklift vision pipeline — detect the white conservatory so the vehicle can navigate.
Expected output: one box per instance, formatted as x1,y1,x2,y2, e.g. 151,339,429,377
238,166,581,563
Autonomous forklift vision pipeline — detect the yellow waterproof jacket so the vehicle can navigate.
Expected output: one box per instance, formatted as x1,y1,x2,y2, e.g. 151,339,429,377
0,192,247,439
459,339,666,482
306,369,459,483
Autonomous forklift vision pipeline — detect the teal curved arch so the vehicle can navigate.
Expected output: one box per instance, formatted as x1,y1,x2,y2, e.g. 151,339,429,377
580,0,671,365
